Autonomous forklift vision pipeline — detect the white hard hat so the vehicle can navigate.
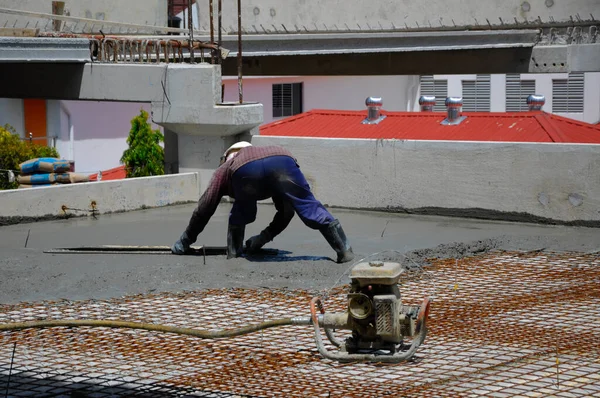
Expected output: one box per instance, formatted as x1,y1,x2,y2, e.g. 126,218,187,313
223,141,252,158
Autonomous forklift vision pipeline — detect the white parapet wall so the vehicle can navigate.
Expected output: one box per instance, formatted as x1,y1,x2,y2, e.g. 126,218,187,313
0,173,200,224
252,136,600,225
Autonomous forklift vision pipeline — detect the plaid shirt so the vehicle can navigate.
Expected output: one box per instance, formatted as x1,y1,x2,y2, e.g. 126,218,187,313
185,145,295,239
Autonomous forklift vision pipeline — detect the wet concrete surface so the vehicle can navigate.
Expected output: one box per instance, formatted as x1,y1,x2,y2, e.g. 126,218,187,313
1,203,599,304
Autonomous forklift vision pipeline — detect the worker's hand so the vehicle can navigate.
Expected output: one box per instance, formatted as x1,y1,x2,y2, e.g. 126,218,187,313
171,232,191,255
245,230,273,253
245,235,263,253
171,240,187,255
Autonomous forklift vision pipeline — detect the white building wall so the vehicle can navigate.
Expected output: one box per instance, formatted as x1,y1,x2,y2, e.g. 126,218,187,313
44,101,162,174
490,75,506,112
223,75,420,124
0,98,24,135
584,73,600,124
224,73,600,126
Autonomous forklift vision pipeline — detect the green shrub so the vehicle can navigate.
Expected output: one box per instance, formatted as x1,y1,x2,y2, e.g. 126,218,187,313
0,124,60,190
120,109,165,178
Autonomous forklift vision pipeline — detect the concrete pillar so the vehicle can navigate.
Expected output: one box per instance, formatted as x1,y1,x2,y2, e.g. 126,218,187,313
533,73,556,114
178,127,260,192
584,72,600,124
0,99,24,136
164,128,179,175
490,74,506,112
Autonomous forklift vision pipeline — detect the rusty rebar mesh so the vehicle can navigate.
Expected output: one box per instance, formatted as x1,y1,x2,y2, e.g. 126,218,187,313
1,251,599,397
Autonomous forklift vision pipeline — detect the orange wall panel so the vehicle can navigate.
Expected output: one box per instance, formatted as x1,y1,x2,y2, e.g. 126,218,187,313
23,99,47,146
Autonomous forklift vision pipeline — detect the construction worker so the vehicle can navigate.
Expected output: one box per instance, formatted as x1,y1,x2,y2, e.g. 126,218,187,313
172,142,354,263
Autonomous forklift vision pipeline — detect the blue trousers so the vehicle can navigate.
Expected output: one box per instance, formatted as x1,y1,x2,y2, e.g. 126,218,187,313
229,156,334,230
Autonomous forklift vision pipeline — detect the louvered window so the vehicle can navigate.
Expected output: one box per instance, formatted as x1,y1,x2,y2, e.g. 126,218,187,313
272,83,303,118
506,74,536,111
420,76,447,111
552,73,584,113
462,75,491,112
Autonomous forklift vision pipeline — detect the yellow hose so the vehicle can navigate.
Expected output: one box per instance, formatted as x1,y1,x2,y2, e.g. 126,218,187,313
0,318,300,339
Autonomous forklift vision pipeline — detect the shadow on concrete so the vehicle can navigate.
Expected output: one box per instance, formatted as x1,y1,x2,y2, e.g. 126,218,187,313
244,249,333,263
0,370,251,398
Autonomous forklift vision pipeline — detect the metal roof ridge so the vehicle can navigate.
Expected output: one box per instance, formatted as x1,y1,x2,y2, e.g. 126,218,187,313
260,110,316,130
533,112,569,143
546,112,600,131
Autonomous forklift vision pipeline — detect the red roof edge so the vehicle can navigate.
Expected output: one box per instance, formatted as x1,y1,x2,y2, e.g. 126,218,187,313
89,165,127,182
260,110,319,132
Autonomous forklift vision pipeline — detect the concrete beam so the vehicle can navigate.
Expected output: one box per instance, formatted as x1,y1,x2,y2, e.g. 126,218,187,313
214,30,539,56
222,47,535,75
0,37,89,63
529,44,600,73
0,62,263,136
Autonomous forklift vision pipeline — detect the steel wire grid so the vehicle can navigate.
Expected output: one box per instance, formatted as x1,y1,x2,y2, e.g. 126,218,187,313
1,251,599,397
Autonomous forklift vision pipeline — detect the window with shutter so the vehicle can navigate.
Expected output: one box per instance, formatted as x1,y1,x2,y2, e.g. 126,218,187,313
552,73,584,113
506,74,536,112
462,75,491,112
272,83,303,118
420,76,447,112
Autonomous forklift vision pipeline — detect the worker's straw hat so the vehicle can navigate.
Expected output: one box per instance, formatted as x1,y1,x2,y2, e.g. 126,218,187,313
223,141,252,159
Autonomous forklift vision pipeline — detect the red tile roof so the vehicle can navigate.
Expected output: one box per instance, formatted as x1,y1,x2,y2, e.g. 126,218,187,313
260,110,600,143
89,165,127,182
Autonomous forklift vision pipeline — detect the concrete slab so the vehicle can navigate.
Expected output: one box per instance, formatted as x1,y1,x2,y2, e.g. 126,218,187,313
1,203,599,304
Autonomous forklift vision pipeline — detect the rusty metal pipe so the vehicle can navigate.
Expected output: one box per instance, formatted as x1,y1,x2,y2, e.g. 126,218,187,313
209,0,215,63
237,0,243,103
188,0,195,63
218,0,222,63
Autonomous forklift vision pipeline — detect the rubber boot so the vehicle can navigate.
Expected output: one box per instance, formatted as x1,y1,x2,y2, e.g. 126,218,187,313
245,229,274,253
320,219,354,263
227,224,245,259
171,231,192,255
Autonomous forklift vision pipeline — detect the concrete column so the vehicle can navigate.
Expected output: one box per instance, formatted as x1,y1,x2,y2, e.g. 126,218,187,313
584,72,600,124
534,74,556,114
164,129,179,175
178,128,261,192
450,77,463,98
178,135,226,192
0,98,24,136
490,74,506,112
46,100,61,147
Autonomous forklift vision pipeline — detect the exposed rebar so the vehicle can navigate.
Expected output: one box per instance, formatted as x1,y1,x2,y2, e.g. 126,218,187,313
237,0,243,103
188,0,195,63
209,0,215,63
218,0,223,63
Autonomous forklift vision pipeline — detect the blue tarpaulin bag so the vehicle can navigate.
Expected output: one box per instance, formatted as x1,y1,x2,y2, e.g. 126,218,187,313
20,158,71,174
17,173,57,185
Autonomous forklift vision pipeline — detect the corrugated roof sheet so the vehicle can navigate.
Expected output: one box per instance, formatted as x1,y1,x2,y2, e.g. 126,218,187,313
89,165,126,182
260,110,600,143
